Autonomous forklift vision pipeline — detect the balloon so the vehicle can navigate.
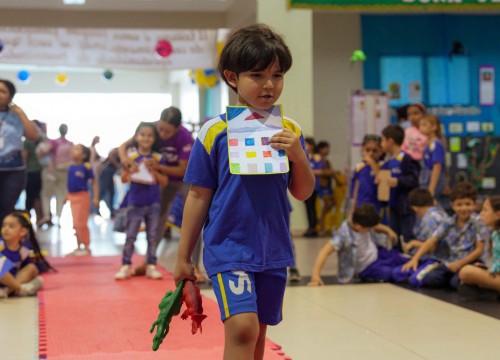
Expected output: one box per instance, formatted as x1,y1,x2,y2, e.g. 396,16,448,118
204,69,216,76
351,50,367,62
155,40,173,58
102,69,113,80
55,73,69,86
0,39,3,56
17,70,31,83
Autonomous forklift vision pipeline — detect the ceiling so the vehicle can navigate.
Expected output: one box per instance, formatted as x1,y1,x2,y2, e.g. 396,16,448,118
0,0,237,13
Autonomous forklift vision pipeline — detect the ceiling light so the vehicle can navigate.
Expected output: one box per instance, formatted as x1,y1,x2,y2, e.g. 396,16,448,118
63,0,86,5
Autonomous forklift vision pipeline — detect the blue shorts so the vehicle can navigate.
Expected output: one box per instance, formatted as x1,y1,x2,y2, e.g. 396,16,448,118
210,268,287,325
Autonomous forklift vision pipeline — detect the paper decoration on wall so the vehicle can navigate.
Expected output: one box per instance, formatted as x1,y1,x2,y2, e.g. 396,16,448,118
17,70,31,83
102,69,113,81
457,153,468,169
55,73,69,86
226,105,289,175
465,135,500,188
388,82,401,99
189,69,218,88
482,122,494,133
482,177,496,190
449,137,461,153
466,121,480,133
155,39,173,58
448,122,463,134
479,66,495,106
408,82,421,100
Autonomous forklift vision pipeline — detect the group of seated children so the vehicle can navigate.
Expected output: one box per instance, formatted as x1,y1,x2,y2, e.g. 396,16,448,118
309,117,500,297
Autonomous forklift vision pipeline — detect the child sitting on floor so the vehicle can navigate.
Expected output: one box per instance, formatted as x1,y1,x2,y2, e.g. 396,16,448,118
398,182,490,289
307,203,406,286
402,188,448,257
0,211,47,298
458,195,500,294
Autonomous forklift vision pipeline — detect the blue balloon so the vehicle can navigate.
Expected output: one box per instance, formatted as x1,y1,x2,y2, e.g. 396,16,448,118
204,69,216,76
17,70,31,82
0,39,3,54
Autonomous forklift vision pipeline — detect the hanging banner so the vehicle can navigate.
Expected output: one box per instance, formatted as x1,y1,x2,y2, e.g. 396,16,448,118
289,0,500,11
0,27,217,70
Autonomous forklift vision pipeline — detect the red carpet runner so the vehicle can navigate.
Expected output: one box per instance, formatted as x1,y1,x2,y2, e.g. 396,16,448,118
39,256,290,359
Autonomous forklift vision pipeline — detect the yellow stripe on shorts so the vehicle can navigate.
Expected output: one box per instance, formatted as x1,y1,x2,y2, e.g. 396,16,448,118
217,273,230,318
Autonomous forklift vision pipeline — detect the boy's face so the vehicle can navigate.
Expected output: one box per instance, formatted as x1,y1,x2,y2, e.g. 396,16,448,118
224,60,284,110
451,197,476,222
380,135,391,153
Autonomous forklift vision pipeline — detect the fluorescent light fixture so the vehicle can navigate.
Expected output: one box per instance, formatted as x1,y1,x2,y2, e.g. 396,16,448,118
63,0,86,5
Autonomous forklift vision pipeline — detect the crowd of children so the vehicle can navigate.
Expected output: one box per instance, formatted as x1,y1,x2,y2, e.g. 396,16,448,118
308,101,500,303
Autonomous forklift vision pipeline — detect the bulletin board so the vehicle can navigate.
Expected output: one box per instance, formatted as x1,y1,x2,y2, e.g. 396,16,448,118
350,90,390,146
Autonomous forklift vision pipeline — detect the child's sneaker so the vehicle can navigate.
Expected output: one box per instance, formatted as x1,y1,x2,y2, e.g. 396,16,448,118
288,267,302,283
18,276,44,296
66,248,91,257
146,265,163,280
115,265,133,280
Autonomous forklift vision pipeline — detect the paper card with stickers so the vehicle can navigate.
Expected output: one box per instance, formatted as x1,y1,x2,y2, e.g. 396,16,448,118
225,105,289,175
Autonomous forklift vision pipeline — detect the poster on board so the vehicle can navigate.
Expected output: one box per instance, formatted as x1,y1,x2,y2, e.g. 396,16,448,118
479,66,495,106
350,90,390,146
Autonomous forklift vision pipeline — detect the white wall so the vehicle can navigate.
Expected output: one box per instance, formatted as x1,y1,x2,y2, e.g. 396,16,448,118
313,13,363,170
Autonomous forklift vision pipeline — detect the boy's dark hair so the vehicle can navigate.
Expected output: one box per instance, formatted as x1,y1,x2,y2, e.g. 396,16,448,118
315,141,330,153
352,203,381,228
362,134,381,146
218,23,292,93
408,188,434,207
79,144,91,163
304,137,315,147
132,122,160,152
160,106,182,128
487,195,500,230
450,181,477,202
396,104,409,122
0,79,16,100
382,124,405,146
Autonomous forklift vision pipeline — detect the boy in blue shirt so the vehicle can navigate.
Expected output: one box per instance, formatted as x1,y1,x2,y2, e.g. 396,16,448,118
376,124,420,246
400,182,489,288
173,24,315,359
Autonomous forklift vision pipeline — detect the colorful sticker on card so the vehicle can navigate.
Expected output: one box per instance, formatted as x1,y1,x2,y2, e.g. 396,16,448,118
226,105,289,175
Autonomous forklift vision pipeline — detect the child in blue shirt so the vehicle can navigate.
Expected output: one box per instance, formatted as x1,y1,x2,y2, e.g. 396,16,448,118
419,115,446,201
400,182,490,288
0,211,47,297
307,204,404,286
173,24,315,360
66,144,99,256
376,125,420,245
115,122,168,280
350,134,383,213
303,137,323,237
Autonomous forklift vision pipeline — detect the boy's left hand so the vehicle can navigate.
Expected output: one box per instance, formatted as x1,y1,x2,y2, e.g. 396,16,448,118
269,128,304,163
387,177,398,187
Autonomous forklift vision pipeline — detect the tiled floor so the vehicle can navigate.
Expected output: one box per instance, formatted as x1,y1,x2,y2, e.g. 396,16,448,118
2,207,500,359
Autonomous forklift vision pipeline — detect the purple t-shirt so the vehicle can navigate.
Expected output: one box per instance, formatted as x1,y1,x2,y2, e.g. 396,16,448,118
156,124,194,181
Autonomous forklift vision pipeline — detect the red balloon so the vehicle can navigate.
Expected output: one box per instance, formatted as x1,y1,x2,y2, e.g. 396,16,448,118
155,40,173,58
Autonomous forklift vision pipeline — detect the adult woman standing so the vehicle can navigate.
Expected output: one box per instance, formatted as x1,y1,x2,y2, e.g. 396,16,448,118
0,80,38,223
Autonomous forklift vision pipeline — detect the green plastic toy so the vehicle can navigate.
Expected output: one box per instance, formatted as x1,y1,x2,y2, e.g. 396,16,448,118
150,280,185,351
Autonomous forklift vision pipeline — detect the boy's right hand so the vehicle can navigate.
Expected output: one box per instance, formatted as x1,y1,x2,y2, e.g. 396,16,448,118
173,260,197,286
307,276,324,287
401,258,418,272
